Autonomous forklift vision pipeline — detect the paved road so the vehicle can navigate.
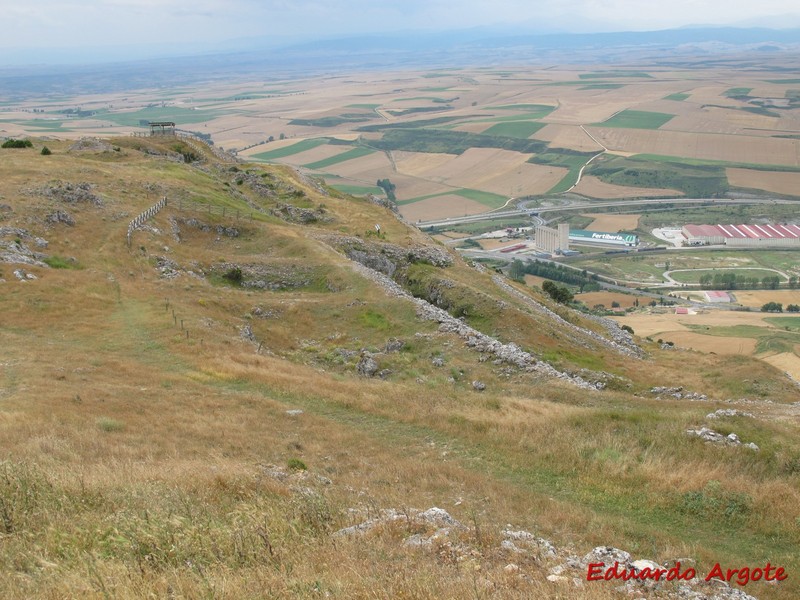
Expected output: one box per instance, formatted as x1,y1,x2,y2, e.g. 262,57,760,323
415,197,798,229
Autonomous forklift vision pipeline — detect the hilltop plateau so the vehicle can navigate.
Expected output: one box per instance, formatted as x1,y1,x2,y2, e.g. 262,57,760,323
0,136,799,599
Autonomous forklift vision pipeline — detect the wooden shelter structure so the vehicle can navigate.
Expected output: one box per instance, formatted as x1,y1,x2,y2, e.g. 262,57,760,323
149,121,176,136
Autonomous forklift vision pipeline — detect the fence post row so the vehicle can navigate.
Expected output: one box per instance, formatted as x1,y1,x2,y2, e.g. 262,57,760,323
127,196,169,248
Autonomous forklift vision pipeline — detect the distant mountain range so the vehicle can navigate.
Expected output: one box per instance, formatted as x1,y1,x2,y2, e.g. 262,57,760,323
1,26,798,97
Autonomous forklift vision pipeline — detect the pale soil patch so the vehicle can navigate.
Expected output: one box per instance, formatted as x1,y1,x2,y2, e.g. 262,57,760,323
660,107,779,135
613,310,778,337
452,122,496,134
726,168,800,196
323,151,393,177
532,124,604,152
587,127,800,166
582,213,641,232
478,238,517,250
761,352,800,380
419,148,566,197
524,274,551,288
664,331,758,355
394,151,458,177
398,195,488,222
577,291,640,308
573,176,681,199
732,290,800,308
280,144,359,166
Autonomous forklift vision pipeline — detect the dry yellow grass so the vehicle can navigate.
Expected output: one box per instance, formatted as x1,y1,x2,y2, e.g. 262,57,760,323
398,194,488,221
577,291,640,308
587,127,800,166
732,290,800,308
727,168,800,196
582,213,641,231
533,124,604,152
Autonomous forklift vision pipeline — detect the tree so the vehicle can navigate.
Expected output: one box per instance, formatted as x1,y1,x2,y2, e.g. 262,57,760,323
542,280,574,304
376,178,397,202
508,259,525,282
762,276,780,290
267,135,274,142
279,133,286,140
760,302,783,313
789,276,798,290
611,301,621,308
787,304,800,312
41,146,52,155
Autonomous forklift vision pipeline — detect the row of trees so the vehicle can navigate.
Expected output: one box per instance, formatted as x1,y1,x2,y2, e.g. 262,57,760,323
761,302,800,313
698,272,798,290
508,259,601,292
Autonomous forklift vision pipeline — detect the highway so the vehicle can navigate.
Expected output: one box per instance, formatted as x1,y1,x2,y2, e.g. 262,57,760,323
413,196,799,230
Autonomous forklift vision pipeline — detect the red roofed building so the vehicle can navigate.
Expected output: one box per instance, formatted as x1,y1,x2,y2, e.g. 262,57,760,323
682,224,800,247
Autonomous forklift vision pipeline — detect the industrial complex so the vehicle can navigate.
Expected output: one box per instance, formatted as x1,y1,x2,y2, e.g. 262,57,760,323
682,223,800,247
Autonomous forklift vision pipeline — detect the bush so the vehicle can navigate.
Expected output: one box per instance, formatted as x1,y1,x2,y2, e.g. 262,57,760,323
41,146,52,155
2,139,33,148
287,457,307,471
223,267,243,284
621,324,635,334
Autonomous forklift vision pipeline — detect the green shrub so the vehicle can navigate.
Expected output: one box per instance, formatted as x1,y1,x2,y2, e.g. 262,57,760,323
41,146,52,155
287,457,307,471
2,139,33,148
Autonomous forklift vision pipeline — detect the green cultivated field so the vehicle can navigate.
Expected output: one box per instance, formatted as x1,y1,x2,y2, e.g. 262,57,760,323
251,138,328,161
664,93,690,101
400,188,507,209
96,107,227,127
596,110,675,129
302,146,374,170
483,121,546,138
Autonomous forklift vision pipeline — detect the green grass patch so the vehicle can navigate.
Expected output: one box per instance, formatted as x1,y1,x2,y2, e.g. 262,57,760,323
399,188,506,209
95,107,226,127
596,110,675,129
664,92,690,101
632,153,800,173
764,317,800,332
356,116,464,132
251,139,328,161
289,114,372,128
302,147,374,170
360,309,391,330
482,121,546,138
369,129,547,155
766,79,800,84
346,103,380,109
43,256,81,269
486,104,555,116
724,88,753,98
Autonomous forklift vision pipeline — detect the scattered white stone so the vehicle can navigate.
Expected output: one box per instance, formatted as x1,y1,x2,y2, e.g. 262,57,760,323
286,409,303,417
707,409,754,419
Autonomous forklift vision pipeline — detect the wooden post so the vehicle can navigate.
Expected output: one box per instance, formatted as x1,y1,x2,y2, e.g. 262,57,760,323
180,319,184,330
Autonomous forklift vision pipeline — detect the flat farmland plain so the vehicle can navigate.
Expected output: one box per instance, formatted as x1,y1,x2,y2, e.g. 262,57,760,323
4,59,800,217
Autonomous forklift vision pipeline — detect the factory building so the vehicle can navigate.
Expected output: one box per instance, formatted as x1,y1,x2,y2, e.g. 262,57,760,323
682,224,800,247
535,223,570,253
569,230,639,247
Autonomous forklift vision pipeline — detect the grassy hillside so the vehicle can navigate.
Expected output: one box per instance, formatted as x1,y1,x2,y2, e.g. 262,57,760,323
1,137,798,599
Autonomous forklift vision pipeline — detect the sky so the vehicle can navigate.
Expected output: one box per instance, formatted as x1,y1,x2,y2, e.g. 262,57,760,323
2,0,800,57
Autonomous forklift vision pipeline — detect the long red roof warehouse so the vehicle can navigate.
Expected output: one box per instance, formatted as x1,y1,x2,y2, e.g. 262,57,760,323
685,224,800,239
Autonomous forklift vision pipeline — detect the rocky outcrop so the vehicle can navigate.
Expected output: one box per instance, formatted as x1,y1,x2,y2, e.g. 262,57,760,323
345,259,599,390
686,427,759,451
24,181,103,206
491,274,644,359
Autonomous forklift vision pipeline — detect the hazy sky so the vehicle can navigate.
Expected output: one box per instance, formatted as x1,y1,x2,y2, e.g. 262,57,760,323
3,0,800,51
